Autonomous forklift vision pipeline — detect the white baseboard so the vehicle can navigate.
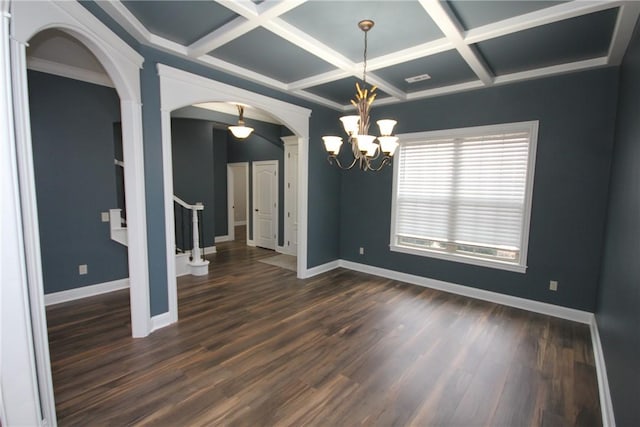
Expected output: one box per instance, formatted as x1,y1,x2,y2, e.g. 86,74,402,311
44,278,129,306
150,312,172,333
276,245,286,254
337,260,594,324
234,220,247,226
203,245,217,255
247,239,256,247
590,317,616,427
175,253,190,277
301,260,340,278
215,235,231,243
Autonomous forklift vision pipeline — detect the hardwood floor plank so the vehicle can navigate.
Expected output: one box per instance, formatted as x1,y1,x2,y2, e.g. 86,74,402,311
46,227,602,426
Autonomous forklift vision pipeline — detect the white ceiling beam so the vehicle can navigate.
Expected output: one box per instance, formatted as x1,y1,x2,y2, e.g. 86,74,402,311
365,38,454,71
607,2,640,65
191,0,308,57
263,18,355,70
288,69,352,91
197,55,290,91
419,0,494,86
464,1,622,45
493,57,609,86
291,90,345,111
94,0,151,44
189,18,258,56
364,74,407,101
213,0,259,19
389,80,484,104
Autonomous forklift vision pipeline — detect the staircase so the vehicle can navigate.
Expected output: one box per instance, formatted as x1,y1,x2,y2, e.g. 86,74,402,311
107,197,210,277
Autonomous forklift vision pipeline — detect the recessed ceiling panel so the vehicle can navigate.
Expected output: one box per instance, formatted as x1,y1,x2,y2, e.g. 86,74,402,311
375,50,477,93
281,1,443,62
306,77,389,106
210,28,336,83
446,1,568,30
122,1,239,46
475,8,618,76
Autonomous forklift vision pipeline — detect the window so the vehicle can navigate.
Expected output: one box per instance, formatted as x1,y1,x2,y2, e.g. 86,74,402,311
390,121,538,273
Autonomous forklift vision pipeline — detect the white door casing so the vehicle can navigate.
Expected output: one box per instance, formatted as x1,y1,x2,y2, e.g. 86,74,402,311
157,64,311,329
283,136,298,256
7,0,149,425
253,161,278,250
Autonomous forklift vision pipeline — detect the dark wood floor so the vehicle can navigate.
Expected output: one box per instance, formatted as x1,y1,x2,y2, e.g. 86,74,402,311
47,229,601,426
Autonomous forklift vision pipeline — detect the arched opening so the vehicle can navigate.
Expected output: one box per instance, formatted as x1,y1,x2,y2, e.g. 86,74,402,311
168,102,299,279
157,65,311,326
9,1,149,423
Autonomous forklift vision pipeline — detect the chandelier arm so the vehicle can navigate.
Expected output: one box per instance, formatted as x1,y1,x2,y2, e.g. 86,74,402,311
367,156,393,172
328,154,358,170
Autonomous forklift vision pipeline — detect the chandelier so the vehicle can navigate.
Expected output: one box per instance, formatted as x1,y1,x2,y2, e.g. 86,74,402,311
229,105,254,139
322,20,399,171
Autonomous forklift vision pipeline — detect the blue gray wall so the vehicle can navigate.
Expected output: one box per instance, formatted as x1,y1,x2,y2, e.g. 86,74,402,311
227,127,285,245
171,118,219,248
170,114,287,247
136,44,341,315
27,71,129,294
340,68,619,312
595,22,640,427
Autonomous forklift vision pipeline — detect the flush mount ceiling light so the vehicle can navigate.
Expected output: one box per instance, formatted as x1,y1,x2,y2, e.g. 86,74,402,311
228,105,254,139
322,19,399,171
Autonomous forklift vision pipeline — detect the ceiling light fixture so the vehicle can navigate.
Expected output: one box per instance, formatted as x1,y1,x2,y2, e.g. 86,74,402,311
228,105,254,139
322,19,399,171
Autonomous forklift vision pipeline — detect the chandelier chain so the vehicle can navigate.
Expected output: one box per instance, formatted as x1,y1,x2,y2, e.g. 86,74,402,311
363,30,368,85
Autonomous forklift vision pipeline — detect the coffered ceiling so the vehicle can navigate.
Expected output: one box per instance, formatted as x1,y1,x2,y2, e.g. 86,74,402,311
96,0,640,111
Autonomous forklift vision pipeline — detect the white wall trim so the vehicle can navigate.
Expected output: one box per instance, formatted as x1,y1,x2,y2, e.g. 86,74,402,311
150,312,172,333
247,239,256,247
339,260,592,323
301,260,341,278
591,317,616,427
44,278,129,306
214,235,231,243
1,3,43,423
26,56,113,88
158,64,311,332
235,220,247,226
203,245,217,254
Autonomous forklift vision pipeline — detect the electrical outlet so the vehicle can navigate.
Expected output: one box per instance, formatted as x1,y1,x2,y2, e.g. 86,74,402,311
359,247,364,255
79,264,88,275
101,212,109,222
549,280,558,291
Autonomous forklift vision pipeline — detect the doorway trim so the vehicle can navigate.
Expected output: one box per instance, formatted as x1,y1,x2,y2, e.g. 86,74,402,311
7,0,149,424
158,64,311,327
227,162,249,243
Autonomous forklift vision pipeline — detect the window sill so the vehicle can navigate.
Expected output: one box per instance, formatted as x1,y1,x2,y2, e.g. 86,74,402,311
389,244,527,274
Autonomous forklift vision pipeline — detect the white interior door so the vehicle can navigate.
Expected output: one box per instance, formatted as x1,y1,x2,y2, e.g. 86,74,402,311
284,139,298,255
253,161,277,250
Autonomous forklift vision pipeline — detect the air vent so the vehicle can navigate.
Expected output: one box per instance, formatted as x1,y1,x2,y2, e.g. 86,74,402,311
405,73,431,83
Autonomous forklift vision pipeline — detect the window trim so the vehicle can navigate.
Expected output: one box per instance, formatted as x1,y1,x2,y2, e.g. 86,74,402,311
389,120,539,274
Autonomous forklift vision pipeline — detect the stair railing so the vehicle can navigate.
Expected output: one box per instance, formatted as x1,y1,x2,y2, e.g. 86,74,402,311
173,196,205,264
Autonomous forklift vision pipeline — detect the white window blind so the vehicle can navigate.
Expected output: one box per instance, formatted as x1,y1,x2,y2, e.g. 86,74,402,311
391,122,538,272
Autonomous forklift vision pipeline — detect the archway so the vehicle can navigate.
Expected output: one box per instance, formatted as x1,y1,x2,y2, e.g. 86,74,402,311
8,1,150,424
157,65,311,326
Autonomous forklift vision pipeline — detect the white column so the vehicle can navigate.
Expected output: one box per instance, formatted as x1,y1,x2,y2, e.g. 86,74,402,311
187,203,209,276
191,204,204,262
121,100,151,338
1,5,50,425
